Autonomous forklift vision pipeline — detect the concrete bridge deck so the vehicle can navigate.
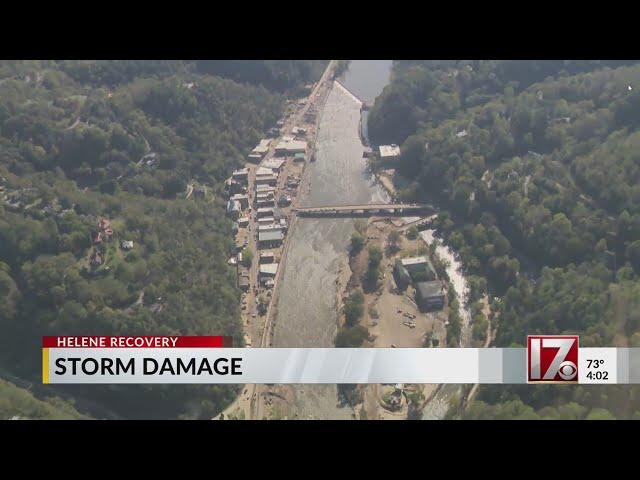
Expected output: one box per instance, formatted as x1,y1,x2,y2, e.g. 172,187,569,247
294,203,435,218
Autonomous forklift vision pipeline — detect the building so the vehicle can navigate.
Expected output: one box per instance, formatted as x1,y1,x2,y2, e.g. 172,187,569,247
256,196,275,209
121,240,134,250
292,126,307,137
226,199,241,219
415,281,445,312
232,168,249,184
230,194,249,210
401,256,427,273
401,256,436,282
275,139,307,156
257,216,275,225
294,152,305,163
248,153,262,163
286,176,300,188
256,191,274,201
238,275,250,292
259,263,279,283
251,139,271,157
262,157,286,173
255,171,278,185
255,174,278,186
393,261,412,291
256,184,276,195
256,198,275,209
237,216,250,228
256,166,274,176
258,230,284,248
278,195,291,207
379,144,401,160
259,252,275,263
257,207,274,218
258,223,283,232
226,179,246,195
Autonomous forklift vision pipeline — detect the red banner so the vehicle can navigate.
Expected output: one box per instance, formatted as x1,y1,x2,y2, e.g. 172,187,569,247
42,336,233,348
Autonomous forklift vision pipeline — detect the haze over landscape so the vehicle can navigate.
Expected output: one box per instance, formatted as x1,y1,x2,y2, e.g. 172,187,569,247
2,60,640,420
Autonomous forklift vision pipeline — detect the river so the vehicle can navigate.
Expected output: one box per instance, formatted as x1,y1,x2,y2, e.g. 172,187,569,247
271,61,392,419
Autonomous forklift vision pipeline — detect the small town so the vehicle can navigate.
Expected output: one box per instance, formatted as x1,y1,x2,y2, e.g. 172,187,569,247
217,62,473,421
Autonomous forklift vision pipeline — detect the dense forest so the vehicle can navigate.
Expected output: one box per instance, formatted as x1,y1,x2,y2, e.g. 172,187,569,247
368,60,640,419
0,60,326,419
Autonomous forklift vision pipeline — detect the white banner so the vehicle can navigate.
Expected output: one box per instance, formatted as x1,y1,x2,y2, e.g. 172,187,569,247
42,347,633,385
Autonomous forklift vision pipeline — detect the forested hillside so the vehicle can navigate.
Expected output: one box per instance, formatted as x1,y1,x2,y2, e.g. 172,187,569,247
0,60,325,419
195,60,328,93
368,60,640,419
0,379,87,420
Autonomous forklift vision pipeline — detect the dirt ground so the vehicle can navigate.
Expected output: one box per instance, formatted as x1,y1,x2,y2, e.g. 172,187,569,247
340,217,448,419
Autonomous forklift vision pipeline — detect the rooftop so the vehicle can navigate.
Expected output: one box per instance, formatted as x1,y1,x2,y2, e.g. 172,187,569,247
259,263,279,275
232,168,249,176
253,139,271,153
401,256,428,267
276,139,307,152
415,280,443,298
259,231,284,243
379,144,401,158
262,158,285,170
256,166,274,176
258,223,283,231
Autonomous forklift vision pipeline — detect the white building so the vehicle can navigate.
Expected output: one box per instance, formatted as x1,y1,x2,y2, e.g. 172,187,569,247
259,263,279,279
252,139,271,157
262,157,286,172
256,166,274,176
379,144,401,159
275,139,307,156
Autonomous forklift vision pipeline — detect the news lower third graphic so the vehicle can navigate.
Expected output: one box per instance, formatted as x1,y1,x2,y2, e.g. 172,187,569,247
41,336,640,385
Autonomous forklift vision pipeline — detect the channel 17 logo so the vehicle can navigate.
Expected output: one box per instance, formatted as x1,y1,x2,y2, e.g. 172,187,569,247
527,336,579,383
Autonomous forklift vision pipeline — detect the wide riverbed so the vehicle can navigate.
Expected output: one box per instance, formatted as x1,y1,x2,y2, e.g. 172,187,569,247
271,61,391,419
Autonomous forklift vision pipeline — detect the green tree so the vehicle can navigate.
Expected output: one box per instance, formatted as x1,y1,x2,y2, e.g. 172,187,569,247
241,247,254,268
344,290,364,326
406,226,419,240
387,230,401,252
350,233,364,255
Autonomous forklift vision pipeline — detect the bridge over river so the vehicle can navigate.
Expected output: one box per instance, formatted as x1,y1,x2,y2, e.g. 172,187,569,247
294,203,435,218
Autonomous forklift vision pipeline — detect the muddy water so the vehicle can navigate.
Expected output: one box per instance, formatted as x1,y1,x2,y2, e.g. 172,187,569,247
272,62,391,419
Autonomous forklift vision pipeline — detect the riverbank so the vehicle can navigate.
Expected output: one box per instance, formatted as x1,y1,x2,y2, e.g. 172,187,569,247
334,216,447,419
